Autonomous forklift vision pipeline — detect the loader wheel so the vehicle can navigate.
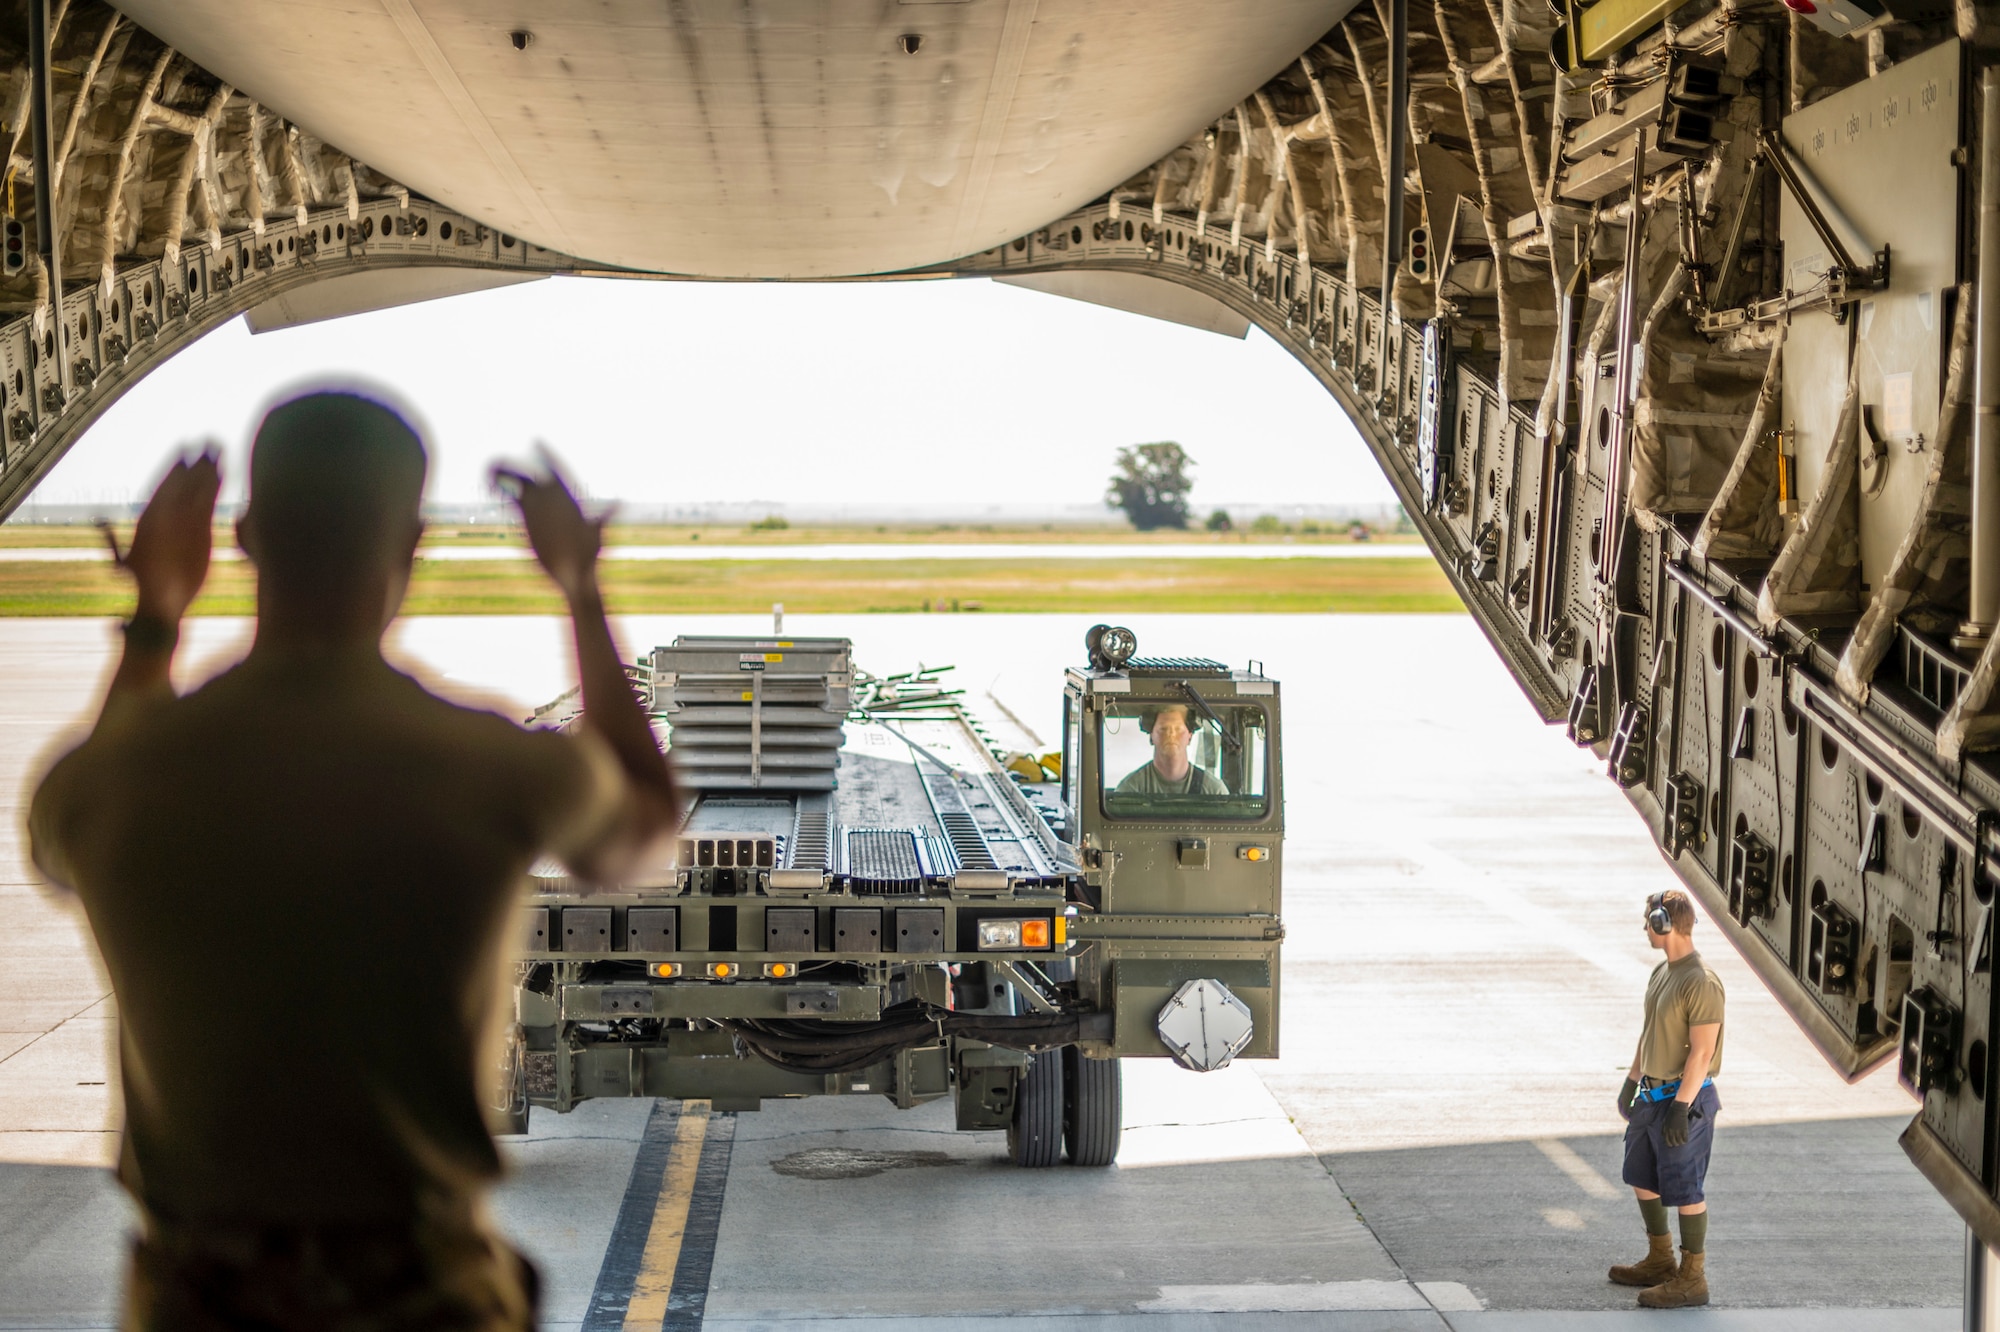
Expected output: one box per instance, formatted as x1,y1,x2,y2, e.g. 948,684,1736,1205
1063,1049,1122,1167
1007,1049,1064,1167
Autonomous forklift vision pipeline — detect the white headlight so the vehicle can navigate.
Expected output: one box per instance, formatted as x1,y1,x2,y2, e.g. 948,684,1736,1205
977,920,1022,950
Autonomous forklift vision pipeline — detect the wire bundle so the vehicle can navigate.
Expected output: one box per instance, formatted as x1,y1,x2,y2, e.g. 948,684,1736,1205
724,1005,1087,1076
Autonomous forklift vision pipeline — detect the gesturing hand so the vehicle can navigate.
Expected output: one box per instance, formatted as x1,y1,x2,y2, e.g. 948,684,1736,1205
490,448,609,606
1618,1078,1640,1123
108,450,220,624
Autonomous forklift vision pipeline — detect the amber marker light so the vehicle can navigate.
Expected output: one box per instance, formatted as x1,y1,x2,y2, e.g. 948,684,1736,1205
1019,919,1051,949
765,962,795,978
648,962,681,978
708,962,737,979
1054,916,1068,946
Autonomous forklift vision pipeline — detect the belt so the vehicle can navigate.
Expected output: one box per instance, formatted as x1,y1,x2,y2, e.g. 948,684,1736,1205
1636,1077,1712,1104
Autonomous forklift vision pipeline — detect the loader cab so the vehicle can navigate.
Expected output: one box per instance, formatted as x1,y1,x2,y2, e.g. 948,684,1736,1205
1059,626,1284,1063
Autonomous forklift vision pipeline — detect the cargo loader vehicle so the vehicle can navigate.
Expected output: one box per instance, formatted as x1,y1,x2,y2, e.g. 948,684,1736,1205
499,625,1283,1166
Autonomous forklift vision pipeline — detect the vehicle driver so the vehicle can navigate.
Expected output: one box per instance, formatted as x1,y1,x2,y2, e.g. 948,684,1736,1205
1610,888,1724,1309
1114,703,1227,796
27,390,682,1331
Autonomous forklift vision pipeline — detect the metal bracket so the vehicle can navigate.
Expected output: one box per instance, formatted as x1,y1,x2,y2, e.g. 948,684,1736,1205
1700,132,1890,333
1729,828,1775,922
990,960,1060,1014
1567,662,1602,746
1608,700,1651,787
1665,771,1706,857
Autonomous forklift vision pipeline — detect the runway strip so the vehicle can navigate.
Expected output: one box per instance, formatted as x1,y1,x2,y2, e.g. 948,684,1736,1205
0,542,1431,564
584,1101,736,1332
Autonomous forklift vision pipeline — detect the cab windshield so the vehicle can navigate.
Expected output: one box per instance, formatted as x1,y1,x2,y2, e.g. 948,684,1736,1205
1100,699,1268,820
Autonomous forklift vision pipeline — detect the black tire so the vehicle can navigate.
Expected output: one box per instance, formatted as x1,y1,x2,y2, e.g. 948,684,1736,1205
1007,1049,1064,1167
1063,1049,1122,1167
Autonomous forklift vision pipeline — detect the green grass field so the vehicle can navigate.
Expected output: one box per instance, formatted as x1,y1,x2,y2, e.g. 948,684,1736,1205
0,522,1424,550
0,554,1461,616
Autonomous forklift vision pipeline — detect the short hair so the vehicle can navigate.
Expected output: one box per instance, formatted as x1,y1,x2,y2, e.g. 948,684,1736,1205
1652,889,1697,935
1139,703,1193,735
247,391,426,585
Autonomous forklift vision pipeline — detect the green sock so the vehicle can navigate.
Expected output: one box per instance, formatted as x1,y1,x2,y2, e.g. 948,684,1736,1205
1678,1210,1707,1254
1639,1197,1670,1237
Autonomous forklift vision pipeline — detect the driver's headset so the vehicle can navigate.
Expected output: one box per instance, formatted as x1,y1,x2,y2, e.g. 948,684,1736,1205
1646,893,1674,935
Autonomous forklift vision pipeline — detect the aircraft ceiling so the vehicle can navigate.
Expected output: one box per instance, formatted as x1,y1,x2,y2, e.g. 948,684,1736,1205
115,0,1357,279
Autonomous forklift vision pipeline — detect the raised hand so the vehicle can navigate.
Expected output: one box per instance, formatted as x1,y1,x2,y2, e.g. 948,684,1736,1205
490,447,680,884
110,450,221,624
490,447,612,606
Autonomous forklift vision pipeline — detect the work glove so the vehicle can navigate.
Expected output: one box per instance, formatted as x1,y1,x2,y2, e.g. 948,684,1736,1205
1618,1078,1640,1122
1662,1100,1691,1148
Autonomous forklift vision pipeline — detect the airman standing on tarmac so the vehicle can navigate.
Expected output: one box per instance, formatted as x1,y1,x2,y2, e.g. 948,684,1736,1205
1611,888,1725,1309
27,390,681,1330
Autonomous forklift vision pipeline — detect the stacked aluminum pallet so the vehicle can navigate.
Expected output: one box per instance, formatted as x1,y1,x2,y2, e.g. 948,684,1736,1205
649,636,852,792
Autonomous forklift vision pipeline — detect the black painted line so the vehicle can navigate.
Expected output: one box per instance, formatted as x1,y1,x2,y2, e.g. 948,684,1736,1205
662,1110,736,1332
582,1099,681,1332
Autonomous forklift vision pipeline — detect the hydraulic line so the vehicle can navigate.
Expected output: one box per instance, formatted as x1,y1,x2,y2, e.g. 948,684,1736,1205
27,0,67,394
1600,128,1649,587
723,1006,1094,1076
1374,0,1409,395
1963,68,2000,648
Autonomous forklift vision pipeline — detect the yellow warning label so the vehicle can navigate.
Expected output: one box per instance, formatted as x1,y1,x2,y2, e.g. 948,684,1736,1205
763,653,784,662
741,691,753,701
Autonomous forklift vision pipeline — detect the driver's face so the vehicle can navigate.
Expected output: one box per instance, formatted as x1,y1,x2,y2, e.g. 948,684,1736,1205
1150,708,1192,755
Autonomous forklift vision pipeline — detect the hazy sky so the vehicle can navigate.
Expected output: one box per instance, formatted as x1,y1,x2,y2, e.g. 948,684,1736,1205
27,275,1395,512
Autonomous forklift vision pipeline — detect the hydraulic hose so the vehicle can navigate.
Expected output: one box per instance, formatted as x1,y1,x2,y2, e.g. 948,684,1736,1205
722,1005,1094,1076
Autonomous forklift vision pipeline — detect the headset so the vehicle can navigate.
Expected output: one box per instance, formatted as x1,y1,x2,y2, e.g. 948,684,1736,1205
1646,892,1673,935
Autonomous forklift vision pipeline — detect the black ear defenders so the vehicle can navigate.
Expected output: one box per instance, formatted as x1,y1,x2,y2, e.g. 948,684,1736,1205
1646,893,1672,935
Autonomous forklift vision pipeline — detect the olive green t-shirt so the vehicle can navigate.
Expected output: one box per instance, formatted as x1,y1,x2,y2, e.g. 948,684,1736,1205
28,649,624,1226
1114,762,1227,796
1637,950,1726,1081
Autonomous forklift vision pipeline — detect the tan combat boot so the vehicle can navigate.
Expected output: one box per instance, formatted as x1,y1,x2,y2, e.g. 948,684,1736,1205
1607,1233,1677,1287
1637,1250,1708,1308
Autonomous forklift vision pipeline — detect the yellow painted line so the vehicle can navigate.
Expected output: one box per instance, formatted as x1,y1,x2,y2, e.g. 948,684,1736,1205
622,1100,711,1332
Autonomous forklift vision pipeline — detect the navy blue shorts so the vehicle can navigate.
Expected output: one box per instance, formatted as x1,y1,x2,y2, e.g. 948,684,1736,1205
1621,1081,1720,1207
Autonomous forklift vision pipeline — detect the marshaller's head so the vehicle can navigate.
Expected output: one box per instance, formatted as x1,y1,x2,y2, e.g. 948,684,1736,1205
241,390,427,600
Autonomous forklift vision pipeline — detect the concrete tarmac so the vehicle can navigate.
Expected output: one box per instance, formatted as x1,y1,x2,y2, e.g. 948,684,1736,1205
0,613,1967,1329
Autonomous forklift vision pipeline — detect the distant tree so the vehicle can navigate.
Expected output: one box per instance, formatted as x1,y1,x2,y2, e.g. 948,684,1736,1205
1106,442,1194,531
1250,514,1286,535
749,514,790,531
1205,508,1233,532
